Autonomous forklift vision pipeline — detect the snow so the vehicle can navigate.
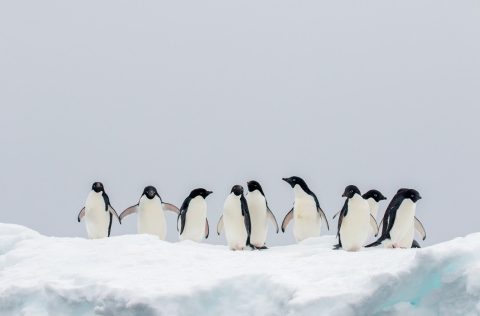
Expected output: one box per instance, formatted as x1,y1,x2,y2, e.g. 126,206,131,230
1,223,479,316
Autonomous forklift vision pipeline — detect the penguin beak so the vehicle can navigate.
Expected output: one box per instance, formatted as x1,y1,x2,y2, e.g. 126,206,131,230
206,191,213,196
342,193,346,197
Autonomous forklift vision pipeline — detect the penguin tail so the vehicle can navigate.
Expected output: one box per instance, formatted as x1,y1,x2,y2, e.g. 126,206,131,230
412,240,421,248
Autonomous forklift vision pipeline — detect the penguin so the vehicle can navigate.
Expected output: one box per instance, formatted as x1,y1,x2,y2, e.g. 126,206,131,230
281,176,329,242
362,190,387,219
367,188,426,248
77,182,120,239
177,188,212,242
119,186,179,240
334,185,378,251
217,185,252,250
246,180,279,250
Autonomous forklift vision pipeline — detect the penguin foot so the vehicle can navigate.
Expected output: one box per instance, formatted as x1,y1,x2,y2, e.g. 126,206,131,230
333,244,341,250
256,245,268,250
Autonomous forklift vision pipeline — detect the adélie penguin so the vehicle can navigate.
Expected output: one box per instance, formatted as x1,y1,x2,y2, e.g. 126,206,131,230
217,185,252,250
334,185,379,251
178,188,212,242
77,182,120,239
246,180,279,250
281,177,330,242
119,186,180,240
367,188,426,248
362,190,387,219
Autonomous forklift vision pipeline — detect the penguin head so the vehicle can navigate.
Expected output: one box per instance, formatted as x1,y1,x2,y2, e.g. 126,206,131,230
342,185,361,199
362,190,387,202
247,180,265,195
189,188,213,199
231,185,244,196
92,182,104,193
143,186,159,200
399,188,422,203
282,176,309,191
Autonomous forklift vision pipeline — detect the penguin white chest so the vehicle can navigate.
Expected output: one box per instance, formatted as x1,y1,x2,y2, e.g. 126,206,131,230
223,195,248,250
246,191,268,247
138,196,167,239
180,197,207,242
389,199,416,248
340,194,370,251
84,191,110,239
292,186,321,242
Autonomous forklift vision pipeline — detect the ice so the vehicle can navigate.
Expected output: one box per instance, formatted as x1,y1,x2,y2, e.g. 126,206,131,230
0,223,479,315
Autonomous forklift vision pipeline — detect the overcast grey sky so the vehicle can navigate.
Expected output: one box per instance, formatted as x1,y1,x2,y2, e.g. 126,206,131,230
1,1,479,246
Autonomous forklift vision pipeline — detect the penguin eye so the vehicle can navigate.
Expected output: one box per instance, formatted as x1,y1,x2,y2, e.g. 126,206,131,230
350,190,353,193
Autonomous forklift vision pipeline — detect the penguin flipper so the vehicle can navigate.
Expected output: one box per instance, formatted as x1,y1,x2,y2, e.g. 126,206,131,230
108,206,121,224
317,207,330,231
179,210,187,235
414,216,427,241
242,197,252,238
163,203,180,214
217,215,224,235
281,208,294,233
365,239,383,248
77,207,85,222
332,211,340,220
205,218,210,239
119,205,139,222
267,206,279,233
370,215,379,237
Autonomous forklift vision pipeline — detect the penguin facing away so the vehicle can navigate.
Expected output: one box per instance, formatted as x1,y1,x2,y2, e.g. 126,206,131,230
178,188,212,242
334,185,378,251
367,188,426,248
281,176,329,242
77,182,120,239
119,186,179,240
217,185,252,250
246,180,279,250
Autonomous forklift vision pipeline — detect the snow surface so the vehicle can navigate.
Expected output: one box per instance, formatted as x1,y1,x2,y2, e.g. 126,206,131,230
1,223,479,316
